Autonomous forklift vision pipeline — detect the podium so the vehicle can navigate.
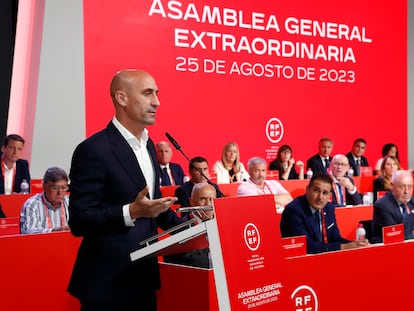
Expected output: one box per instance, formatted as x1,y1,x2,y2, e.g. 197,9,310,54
130,195,286,310
130,219,209,262
130,195,414,311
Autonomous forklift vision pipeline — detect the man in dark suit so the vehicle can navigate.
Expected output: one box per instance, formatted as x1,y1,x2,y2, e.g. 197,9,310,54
164,182,215,268
372,170,414,243
0,134,31,194
280,173,369,254
67,70,183,311
306,137,333,176
174,156,223,208
346,138,369,176
329,154,362,206
155,141,186,186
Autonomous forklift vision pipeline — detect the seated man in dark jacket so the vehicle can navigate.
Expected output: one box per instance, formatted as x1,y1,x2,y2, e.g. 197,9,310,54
372,170,414,243
165,182,215,268
280,173,369,254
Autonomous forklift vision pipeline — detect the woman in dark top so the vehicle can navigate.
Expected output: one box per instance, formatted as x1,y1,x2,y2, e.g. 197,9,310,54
269,145,304,180
373,155,400,202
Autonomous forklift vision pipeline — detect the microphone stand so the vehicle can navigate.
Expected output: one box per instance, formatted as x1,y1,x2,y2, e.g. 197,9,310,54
165,132,226,198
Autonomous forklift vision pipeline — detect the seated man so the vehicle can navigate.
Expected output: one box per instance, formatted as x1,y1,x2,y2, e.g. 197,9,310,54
372,170,414,243
306,137,333,176
20,167,70,234
156,141,186,186
164,182,215,268
345,138,369,176
0,134,31,194
237,156,292,213
329,154,362,206
175,156,223,208
280,173,369,254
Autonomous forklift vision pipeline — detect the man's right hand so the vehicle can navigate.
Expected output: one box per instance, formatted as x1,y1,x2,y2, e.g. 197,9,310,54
129,186,177,219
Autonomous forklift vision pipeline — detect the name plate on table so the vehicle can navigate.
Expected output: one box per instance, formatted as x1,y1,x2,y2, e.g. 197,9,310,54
281,236,306,257
382,224,404,244
0,217,20,236
360,166,373,176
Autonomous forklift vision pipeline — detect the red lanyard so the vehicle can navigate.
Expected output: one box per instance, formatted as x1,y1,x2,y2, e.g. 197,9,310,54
41,195,66,228
331,181,346,205
251,180,272,195
1,157,16,193
320,210,328,243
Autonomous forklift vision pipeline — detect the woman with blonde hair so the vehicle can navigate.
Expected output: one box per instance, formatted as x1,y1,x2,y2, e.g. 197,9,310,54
213,142,249,183
373,155,401,202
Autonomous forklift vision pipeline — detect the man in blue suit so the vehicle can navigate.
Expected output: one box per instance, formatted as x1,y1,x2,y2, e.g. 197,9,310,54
67,69,183,311
372,170,414,243
0,134,31,194
280,173,369,254
155,141,186,186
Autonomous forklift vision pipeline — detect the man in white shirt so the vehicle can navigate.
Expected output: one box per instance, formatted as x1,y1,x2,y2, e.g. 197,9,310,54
237,156,293,213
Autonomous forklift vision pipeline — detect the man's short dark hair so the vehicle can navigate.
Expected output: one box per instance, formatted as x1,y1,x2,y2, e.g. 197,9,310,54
308,173,333,188
353,138,367,145
189,156,208,171
3,134,25,147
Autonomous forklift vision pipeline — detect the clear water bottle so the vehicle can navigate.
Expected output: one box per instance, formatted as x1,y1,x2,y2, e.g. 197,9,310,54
20,179,29,194
306,168,313,179
356,223,366,241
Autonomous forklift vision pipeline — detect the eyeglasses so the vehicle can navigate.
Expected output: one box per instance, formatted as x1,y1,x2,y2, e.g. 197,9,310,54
332,162,348,167
48,185,69,192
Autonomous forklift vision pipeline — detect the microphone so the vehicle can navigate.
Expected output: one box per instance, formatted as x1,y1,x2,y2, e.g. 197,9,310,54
165,132,225,197
165,132,181,151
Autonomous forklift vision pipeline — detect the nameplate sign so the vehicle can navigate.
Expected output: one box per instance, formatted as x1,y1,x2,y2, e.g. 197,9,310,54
0,217,20,236
281,236,306,257
382,224,404,244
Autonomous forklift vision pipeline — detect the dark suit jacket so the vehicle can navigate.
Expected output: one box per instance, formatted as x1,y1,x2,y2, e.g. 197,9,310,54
164,248,210,269
67,122,182,304
345,152,369,176
268,160,299,180
174,181,223,208
0,155,31,194
160,162,185,186
306,154,331,176
330,176,362,206
280,195,350,254
0,204,5,217
372,176,387,202
372,192,414,243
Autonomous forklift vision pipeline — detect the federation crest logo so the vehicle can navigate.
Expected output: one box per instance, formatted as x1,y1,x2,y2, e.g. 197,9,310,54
266,117,284,143
291,285,318,311
243,223,260,251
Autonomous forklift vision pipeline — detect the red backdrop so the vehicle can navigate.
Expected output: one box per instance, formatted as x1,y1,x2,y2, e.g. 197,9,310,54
83,0,407,170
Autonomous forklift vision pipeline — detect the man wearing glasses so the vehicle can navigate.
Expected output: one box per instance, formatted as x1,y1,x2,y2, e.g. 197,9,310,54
20,167,69,234
280,173,369,254
329,154,362,206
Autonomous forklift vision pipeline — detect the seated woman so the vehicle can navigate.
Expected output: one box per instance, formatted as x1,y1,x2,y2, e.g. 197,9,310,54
213,142,249,183
269,145,304,180
373,155,401,202
374,143,399,175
